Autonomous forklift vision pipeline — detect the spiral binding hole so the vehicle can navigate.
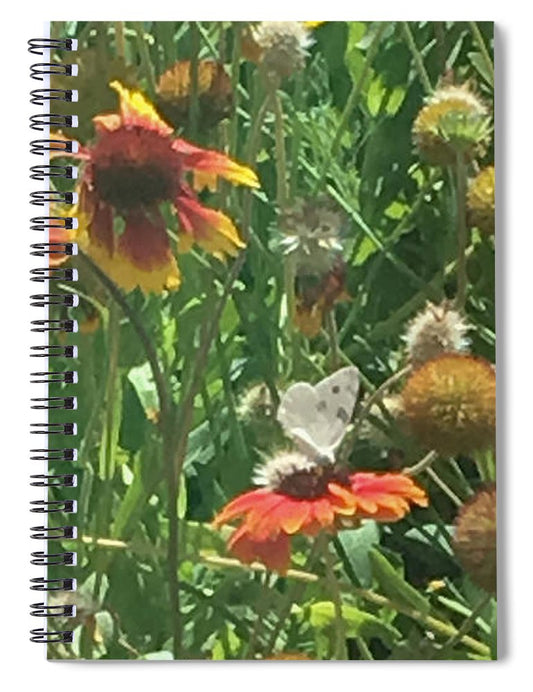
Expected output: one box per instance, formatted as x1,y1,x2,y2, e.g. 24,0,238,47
30,371,77,384
30,267,78,282
30,448,76,461
28,38,77,55
30,345,77,358
31,525,76,540
30,190,77,206
30,577,76,592
30,474,77,488
31,552,76,567
30,35,77,646
30,603,76,617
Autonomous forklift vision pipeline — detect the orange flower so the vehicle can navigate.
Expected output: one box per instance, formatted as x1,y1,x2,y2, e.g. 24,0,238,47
213,453,427,574
65,81,259,293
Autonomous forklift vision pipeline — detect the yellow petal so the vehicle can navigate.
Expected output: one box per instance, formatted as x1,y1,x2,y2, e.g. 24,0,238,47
109,80,173,135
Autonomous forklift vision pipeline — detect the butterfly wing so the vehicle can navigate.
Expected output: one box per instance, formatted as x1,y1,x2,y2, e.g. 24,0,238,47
277,366,360,461
313,366,360,451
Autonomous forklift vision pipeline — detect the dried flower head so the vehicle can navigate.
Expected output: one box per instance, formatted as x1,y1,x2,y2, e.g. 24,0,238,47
280,198,345,275
243,22,313,82
413,83,492,165
236,384,286,454
294,259,349,338
402,353,495,456
404,301,471,367
468,165,495,236
453,484,496,593
156,60,233,130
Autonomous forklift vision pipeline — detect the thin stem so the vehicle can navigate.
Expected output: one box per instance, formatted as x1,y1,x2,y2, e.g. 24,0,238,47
264,539,322,654
403,450,438,476
325,310,341,370
114,22,126,60
289,71,304,199
354,365,411,432
469,22,494,85
402,22,433,94
426,466,463,507
79,251,171,428
314,22,387,192
356,636,374,660
200,554,490,657
321,534,348,660
272,89,288,210
433,593,493,659
132,22,157,96
229,23,242,157
455,155,469,310
188,22,200,140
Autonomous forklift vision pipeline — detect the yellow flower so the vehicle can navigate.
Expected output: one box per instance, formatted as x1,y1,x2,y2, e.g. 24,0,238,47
413,83,492,165
468,165,495,235
63,81,258,293
402,353,495,456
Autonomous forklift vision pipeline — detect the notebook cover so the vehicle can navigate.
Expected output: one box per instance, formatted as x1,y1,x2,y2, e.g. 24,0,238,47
31,20,496,660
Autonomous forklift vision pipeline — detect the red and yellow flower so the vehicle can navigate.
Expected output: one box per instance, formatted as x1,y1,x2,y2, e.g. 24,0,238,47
65,81,259,293
213,452,427,573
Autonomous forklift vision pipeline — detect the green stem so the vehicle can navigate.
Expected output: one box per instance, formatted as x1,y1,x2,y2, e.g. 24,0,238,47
325,310,341,370
321,534,348,660
314,22,387,192
114,22,126,60
188,22,200,140
200,554,490,657
358,365,411,426
92,300,120,637
264,539,321,655
272,88,288,210
403,450,438,476
132,22,157,96
433,593,493,659
79,251,171,428
402,22,433,94
356,636,374,660
289,71,304,199
229,23,242,157
455,155,469,310
426,466,463,507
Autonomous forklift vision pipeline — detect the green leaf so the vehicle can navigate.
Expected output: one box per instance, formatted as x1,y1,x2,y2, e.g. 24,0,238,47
308,601,400,647
142,651,174,661
468,51,494,87
177,473,187,520
119,378,147,452
352,236,378,266
127,362,160,417
369,548,431,614
386,86,406,115
337,521,380,587
367,76,387,117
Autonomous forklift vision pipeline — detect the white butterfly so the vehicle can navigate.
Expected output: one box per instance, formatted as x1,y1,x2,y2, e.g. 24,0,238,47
276,366,360,465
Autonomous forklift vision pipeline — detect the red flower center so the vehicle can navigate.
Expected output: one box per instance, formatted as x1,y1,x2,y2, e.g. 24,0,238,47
91,127,182,210
277,465,351,499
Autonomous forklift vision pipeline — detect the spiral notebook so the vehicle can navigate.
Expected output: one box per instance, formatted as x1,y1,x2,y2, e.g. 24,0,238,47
30,21,496,660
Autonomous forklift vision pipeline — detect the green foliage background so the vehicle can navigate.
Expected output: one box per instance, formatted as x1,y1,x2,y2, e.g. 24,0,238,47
46,20,495,660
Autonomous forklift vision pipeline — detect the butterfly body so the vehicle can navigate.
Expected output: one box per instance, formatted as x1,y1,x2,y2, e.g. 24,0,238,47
276,366,360,464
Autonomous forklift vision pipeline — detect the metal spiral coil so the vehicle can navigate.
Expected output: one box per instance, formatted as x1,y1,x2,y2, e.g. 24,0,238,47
29,36,77,645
